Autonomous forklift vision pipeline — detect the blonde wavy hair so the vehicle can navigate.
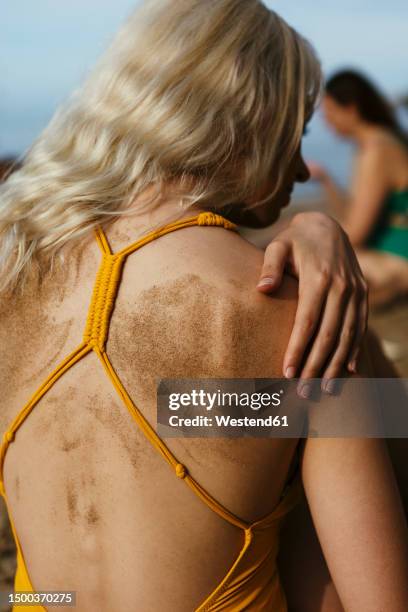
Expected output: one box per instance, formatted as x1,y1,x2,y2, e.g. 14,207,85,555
0,0,322,294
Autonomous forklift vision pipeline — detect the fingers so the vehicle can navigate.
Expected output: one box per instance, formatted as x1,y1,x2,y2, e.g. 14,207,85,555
257,239,290,293
299,275,368,396
320,297,358,391
298,276,351,388
347,278,369,373
261,214,370,391
282,271,329,379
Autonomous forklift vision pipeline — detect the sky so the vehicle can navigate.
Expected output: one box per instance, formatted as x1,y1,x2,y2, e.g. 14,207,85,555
1,1,408,193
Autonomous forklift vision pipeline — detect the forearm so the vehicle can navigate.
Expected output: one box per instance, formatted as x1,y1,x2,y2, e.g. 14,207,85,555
303,436,408,610
361,330,408,513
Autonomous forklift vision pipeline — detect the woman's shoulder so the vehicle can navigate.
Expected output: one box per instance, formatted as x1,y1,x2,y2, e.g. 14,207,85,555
167,223,299,308
173,230,299,376
356,129,405,181
122,224,299,378
359,128,408,190
362,127,406,157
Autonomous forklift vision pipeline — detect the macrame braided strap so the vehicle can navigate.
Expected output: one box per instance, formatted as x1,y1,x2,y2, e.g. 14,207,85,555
197,212,237,230
84,212,237,352
83,254,125,351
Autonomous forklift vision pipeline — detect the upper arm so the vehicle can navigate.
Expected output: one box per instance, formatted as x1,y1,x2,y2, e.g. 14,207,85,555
345,145,390,246
301,433,408,610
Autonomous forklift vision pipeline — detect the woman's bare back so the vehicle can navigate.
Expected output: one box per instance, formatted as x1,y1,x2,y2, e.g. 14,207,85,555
0,212,302,611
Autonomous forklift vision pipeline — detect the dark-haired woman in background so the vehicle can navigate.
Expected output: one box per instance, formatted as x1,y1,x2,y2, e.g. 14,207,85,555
309,70,408,305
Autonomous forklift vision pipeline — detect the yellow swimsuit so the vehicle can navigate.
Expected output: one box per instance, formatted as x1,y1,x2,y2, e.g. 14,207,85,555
0,211,302,611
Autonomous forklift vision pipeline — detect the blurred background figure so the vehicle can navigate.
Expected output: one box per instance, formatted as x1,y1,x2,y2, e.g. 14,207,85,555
309,70,408,307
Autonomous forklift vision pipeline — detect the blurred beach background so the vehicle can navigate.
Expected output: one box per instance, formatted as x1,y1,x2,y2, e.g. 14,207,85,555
1,0,408,198
1,1,408,606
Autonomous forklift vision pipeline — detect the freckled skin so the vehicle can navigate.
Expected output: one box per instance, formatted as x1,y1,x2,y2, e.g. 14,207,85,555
0,214,304,611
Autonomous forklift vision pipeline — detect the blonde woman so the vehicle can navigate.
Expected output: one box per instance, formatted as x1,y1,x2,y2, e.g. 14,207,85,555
0,1,407,611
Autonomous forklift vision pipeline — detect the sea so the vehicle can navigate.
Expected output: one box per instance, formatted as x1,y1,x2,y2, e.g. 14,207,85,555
1,105,407,202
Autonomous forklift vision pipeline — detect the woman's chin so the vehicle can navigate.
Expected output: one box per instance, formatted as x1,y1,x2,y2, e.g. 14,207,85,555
237,206,283,229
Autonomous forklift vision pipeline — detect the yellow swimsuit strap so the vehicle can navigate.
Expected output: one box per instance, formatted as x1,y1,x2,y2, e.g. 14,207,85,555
0,212,238,504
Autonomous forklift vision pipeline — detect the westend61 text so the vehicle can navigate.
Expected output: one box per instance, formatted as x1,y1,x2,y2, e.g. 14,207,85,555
169,415,289,428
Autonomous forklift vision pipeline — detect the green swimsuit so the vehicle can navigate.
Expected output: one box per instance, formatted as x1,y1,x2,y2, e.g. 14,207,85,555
367,189,408,259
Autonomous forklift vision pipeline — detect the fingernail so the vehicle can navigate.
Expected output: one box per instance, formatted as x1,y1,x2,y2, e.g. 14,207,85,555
322,379,336,395
285,366,297,379
298,382,312,399
257,277,276,288
348,360,357,373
